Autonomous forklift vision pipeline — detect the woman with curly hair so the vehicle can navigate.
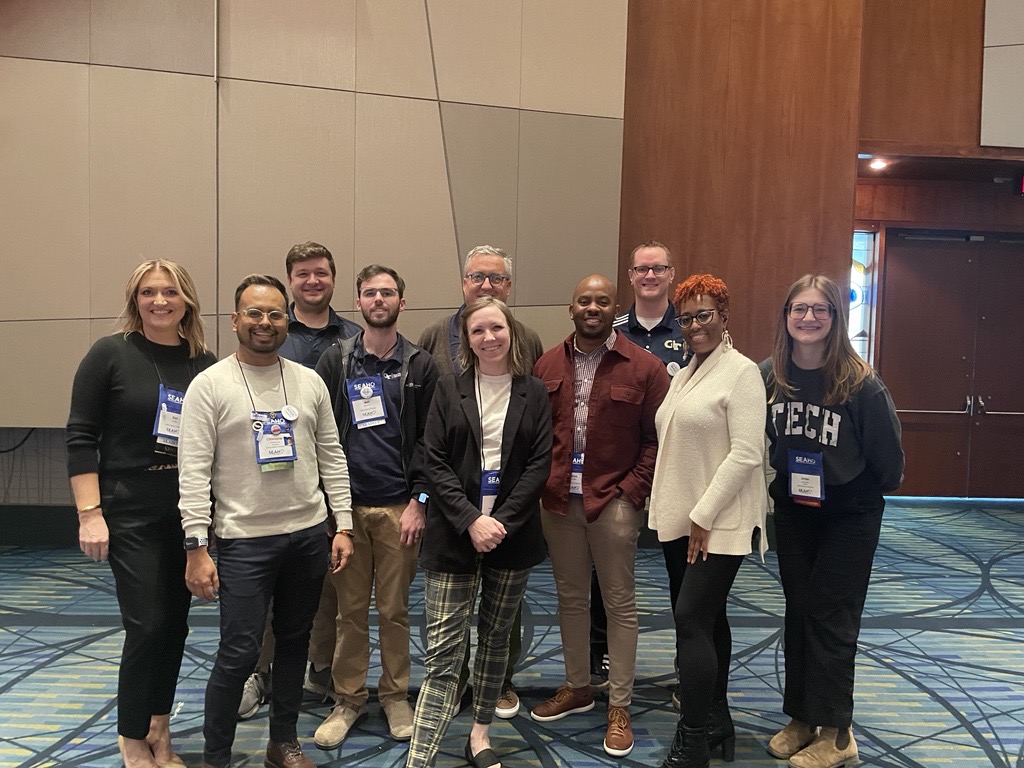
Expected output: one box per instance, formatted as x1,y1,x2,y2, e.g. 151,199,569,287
649,274,769,768
761,274,903,768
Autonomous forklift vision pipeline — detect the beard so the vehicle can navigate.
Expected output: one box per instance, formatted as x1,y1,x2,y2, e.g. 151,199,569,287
362,307,399,329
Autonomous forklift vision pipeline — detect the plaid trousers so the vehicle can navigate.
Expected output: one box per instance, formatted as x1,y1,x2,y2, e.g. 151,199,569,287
406,565,531,768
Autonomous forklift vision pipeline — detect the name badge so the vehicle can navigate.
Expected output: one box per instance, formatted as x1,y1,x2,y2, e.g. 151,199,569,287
252,410,297,472
153,384,185,456
788,449,824,507
347,375,388,430
570,452,584,497
479,469,500,517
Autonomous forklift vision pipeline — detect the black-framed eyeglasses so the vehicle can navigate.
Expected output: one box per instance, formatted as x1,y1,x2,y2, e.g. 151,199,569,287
630,265,671,277
360,288,398,299
241,308,288,323
465,272,510,286
787,302,834,320
675,309,716,328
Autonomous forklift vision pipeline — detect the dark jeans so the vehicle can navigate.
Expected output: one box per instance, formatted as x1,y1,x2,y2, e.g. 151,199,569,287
203,521,329,767
663,538,742,727
772,475,884,729
102,470,192,739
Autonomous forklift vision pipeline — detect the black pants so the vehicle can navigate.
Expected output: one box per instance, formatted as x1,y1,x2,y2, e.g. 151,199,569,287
772,476,884,728
203,521,329,767
102,470,192,740
663,537,743,727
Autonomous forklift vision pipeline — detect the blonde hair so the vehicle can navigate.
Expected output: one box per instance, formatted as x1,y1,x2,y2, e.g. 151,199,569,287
769,274,873,405
457,296,528,377
118,259,208,358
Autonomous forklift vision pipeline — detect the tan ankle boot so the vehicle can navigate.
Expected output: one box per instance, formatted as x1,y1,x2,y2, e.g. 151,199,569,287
767,719,818,759
788,726,858,768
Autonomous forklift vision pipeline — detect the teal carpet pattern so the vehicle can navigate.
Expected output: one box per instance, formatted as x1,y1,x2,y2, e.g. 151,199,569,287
0,500,1022,767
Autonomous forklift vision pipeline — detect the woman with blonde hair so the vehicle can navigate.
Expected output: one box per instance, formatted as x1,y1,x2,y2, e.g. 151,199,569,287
761,274,903,768
67,259,217,768
407,296,551,768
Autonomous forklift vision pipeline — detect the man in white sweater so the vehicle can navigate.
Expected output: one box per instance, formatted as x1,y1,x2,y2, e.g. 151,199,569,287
179,274,353,768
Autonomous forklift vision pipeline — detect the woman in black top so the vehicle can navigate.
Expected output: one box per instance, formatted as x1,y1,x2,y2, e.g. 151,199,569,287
67,259,216,768
761,274,903,768
406,296,552,768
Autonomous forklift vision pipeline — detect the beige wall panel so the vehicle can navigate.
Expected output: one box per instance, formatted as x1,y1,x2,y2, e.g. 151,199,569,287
90,0,214,75
0,0,90,62
985,0,1024,47
439,102,520,279
515,111,623,307
355,93,461,310
520,0,627,118
218,0,356,90
0,59,89,321
218,79,356,310
90,67,217,318
356,2,436,99
428,0,521,108
981,45,1024,148
511,304,570,353
397,308,458,347
1,320,91,427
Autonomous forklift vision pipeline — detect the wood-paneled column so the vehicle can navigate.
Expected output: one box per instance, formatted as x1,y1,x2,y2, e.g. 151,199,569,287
619,0,864,361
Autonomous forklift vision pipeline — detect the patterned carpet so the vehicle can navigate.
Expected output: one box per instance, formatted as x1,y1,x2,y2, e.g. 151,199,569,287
0,499,1022,767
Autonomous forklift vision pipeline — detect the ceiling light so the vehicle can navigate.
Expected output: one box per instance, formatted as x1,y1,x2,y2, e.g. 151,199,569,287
869,158,889,171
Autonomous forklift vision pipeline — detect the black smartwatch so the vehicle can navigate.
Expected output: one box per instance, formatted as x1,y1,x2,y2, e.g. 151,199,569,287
183,536,209,551
416,492,429,504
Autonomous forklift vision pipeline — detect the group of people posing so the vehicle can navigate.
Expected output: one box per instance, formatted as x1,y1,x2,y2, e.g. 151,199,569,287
68,239,903,768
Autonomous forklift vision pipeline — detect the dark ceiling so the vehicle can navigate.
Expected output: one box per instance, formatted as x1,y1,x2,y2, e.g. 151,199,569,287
857,155,1024,183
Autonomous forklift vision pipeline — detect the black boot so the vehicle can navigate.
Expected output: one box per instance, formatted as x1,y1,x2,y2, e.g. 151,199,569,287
661,720,710,768
706,697,735,762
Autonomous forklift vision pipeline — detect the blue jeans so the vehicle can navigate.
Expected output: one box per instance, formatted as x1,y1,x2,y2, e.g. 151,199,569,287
202,521,329,767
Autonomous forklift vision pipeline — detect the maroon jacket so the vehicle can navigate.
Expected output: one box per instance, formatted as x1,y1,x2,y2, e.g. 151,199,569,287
533,332,670,521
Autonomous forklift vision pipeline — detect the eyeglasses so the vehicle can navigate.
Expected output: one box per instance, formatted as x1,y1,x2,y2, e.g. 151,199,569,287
464,272,510,286
630,265,671,277
241,308,288,323
675,309,716,328
788,302,834,320
360,288,398,299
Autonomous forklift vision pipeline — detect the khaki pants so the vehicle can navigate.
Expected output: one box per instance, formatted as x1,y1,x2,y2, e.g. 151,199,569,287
307,503,418,707
542,497,640,708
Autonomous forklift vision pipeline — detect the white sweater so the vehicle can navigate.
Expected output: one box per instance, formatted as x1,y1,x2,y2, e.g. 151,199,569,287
648,344,768,557
178,354,352,540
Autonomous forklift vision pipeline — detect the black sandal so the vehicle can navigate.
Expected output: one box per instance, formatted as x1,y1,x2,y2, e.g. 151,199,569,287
464,739,501,768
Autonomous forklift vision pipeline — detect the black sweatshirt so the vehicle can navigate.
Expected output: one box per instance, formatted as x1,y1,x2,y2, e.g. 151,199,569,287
66,332,217,477
759,359,904,493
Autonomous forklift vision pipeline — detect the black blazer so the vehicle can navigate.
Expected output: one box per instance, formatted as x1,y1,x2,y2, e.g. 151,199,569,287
420,369,552,574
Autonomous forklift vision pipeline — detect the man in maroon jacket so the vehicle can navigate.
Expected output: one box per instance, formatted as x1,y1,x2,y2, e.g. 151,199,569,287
530,274,670,759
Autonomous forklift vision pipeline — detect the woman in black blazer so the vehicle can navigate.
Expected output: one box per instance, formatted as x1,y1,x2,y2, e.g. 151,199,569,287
406,296,552,768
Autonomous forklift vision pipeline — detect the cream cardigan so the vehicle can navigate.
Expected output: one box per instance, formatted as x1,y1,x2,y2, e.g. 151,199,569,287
648,343,769,557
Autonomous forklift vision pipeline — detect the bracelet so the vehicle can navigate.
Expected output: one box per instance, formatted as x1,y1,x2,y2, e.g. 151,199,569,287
77,503,102,514
337,529,353,538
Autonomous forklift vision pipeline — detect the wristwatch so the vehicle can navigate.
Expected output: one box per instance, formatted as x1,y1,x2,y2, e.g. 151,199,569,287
416,492,429,504
337,529,353,538
183,536,209,551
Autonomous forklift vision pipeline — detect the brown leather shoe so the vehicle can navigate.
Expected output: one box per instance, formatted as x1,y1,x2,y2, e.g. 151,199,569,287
265,740,315,768
603,706,634,757
530,684,595,722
